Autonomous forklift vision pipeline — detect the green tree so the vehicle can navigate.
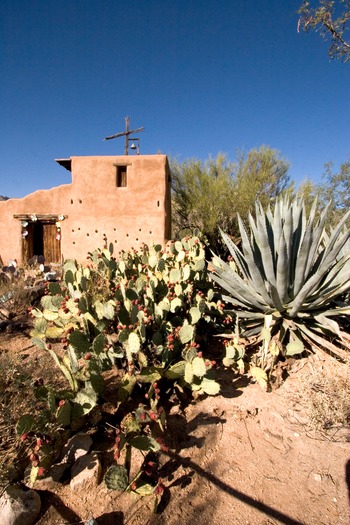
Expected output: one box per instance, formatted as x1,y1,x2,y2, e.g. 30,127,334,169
296,178,321,215
296,160,350,227
171,154,236,250
298,1,350,62
171,147,292,252
233,146,292,219
318,159,350,224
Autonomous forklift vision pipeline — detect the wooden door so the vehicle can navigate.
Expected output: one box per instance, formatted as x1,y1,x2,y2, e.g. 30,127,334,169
43,223,61,263
22,223,35,263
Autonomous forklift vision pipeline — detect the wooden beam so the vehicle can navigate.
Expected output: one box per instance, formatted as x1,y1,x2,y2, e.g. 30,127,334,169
13,214,67,221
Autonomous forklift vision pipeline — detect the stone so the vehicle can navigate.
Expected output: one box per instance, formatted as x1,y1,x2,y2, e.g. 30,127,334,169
0,485,41,525
44,271,57,281
59,433,93,464
31,462,70,490
70,453,102,492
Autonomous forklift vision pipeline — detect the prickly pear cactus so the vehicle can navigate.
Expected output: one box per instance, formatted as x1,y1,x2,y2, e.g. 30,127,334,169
31,236,223,394
30,235,225,488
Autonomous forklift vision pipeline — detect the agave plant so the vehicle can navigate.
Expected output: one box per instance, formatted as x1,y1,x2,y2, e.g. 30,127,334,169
210,196,350,362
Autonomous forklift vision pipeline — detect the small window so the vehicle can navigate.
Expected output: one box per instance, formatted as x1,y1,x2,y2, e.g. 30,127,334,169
116,166,127,187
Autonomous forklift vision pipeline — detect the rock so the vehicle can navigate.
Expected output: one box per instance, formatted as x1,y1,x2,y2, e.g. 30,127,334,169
59,433,93,464
70,453,102,492
0,307,12,319
31,463,70,490
44,271,57,281
0,485,41,525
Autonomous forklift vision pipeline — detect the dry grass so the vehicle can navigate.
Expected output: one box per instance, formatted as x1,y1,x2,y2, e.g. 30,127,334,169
0,341,66,489
302,358,350,435
0,350,34,487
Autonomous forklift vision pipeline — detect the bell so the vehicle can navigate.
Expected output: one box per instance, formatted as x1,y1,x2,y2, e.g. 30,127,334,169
130,142,137,150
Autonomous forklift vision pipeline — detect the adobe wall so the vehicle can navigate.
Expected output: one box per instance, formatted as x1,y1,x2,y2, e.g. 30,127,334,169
0,155,171,266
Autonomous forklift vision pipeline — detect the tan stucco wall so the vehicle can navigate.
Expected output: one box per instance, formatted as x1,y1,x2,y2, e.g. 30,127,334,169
0,155,171,265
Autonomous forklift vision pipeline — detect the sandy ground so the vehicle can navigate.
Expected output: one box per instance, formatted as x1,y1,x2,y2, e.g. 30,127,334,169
1,328,349,525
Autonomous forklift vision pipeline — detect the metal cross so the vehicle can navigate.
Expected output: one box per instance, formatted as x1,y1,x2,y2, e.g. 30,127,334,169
104,116,144,155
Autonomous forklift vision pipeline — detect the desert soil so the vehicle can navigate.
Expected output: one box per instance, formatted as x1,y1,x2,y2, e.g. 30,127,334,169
1,324,349,525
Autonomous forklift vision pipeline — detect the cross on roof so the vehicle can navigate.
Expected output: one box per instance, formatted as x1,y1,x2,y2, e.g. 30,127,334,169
104,116,144,155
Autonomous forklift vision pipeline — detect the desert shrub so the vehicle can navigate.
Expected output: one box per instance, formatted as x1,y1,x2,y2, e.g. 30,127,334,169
0,269,32,314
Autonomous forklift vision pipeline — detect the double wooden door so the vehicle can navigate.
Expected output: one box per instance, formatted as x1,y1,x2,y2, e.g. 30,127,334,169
22,221,61,264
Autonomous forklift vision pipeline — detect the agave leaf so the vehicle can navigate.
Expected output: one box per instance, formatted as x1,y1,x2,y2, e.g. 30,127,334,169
275,229,289,305
316,251,350,291
307,269,350,309
321,209,350,261
288,203,304,288
282,202,293,261
254,207,276,288
233,309,266,319
264,282,285,313
289,248,350,316
271,200,281,244
210,267,270,311
296,322,347,361
313,314,341,338
319,305,350,317
218,229,248,277
235,218,274,305
302,201,330,279
292,210,317,296
241,323,265,338
329,229,350,265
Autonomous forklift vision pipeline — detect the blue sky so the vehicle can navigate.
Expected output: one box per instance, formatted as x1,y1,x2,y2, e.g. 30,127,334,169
1,0,349,198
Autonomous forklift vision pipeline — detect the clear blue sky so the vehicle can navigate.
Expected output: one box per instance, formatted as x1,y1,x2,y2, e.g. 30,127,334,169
1,0,349,198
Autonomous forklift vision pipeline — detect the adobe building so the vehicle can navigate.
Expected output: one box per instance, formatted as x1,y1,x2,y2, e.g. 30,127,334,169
0,155,171,266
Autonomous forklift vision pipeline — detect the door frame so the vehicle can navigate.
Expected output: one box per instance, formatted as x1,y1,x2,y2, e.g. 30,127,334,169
14,214,67,265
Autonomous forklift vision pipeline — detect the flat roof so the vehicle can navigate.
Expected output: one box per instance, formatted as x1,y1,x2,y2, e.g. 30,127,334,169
55,158,72,171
